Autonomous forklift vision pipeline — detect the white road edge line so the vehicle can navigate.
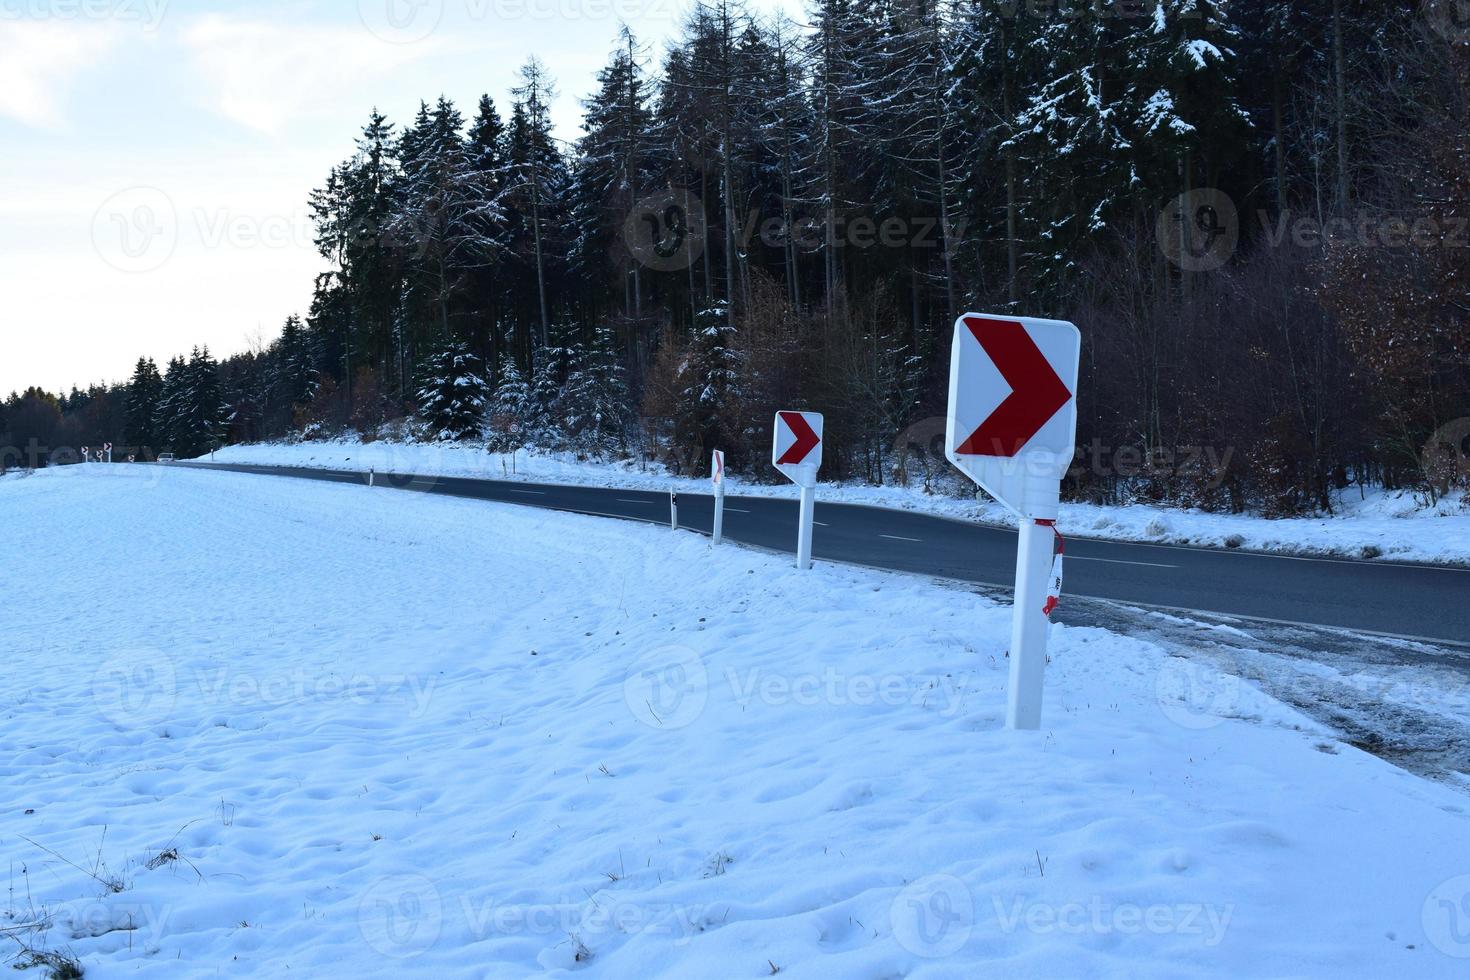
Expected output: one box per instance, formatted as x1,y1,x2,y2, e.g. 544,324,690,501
880,534,922,543
1069,555,1178,569
615,498,652,504
507,489,545,495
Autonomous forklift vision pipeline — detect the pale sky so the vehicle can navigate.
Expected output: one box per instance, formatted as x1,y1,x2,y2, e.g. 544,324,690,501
1,0,790,396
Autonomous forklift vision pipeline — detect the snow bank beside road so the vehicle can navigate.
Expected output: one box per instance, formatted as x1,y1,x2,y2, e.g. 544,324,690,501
5,464,1470,977
209,438,1470,565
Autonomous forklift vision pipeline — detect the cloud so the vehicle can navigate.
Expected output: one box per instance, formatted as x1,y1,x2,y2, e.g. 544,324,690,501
0,21,119,127
180,15,445,136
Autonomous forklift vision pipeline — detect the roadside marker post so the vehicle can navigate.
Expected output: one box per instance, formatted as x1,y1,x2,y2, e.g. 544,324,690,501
81,446,89,464
771,411,824,570
944,313,1081,731
670,491,679,531
711,450,726,546
103,442,113,463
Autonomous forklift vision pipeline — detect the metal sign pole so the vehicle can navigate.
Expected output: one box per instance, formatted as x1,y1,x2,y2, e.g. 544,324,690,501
797,481,815,570
713,481,724,545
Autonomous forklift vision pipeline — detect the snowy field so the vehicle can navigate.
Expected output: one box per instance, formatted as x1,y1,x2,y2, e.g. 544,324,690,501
5,464,1470,977
208,440,1470,567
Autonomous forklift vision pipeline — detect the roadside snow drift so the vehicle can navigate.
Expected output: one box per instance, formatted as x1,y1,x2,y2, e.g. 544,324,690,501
4,465,1469,978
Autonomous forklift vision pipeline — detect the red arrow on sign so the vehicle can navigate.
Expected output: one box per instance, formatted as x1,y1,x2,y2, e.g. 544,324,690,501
777,411,820,465
956,316,1071,457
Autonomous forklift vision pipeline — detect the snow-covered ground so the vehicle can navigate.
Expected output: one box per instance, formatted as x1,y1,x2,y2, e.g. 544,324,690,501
206,439,1470,566
6,464,1470,978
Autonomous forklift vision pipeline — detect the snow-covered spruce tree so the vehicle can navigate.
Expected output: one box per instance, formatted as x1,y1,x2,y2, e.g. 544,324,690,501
526,340,572,448
568,27,654,317
1007,8,1147,296
669,303,744,466
485,356,531,453
269,314,320,432
560,325,632,457
951,0,1044,306
414,340,489,441
125,356,164,452
152,355,188,453
161,347,228,459
1132,0,1250,193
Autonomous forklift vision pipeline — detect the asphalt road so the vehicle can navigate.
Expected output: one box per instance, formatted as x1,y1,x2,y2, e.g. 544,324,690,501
180,461,1470,648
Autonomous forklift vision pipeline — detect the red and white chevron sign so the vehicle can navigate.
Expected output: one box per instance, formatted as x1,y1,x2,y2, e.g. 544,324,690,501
772,411,823,483
712,449,725,487
945,313,1080,517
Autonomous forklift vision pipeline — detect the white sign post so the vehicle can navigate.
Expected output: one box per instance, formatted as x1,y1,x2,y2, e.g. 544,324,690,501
104,442,113,464
772,411,824,570
711,450,726,546
670,491,679,531
81,446,89,464
945,313,1080,731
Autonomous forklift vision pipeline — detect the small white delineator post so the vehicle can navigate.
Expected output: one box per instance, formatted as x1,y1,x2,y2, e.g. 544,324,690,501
369,468,375,487
670,492,679,531
81,446,89,464
711,450,725,546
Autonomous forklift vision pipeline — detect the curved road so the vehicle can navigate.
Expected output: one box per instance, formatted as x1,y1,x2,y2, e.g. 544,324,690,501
180,461,1470,648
